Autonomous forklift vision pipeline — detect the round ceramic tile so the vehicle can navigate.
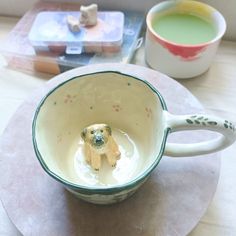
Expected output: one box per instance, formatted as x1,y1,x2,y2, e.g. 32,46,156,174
0,64,220,236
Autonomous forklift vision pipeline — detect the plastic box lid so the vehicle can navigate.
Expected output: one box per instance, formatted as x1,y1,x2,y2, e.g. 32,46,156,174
28,11,124,54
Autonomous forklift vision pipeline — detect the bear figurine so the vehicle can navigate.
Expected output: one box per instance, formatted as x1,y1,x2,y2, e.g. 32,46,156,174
81,124,121,170
79,4,98,27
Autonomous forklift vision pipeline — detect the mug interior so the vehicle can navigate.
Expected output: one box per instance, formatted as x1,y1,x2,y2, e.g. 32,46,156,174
147,0,226,45
33,72,167,188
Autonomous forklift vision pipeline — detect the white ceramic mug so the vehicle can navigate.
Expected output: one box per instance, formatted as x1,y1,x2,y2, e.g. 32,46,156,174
32,65,236,204
145,0,226,78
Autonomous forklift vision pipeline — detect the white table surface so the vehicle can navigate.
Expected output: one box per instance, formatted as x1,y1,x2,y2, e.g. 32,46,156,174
1,16,236,236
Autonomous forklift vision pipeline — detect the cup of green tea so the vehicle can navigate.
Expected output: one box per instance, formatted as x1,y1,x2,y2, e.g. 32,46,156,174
145,0,226,79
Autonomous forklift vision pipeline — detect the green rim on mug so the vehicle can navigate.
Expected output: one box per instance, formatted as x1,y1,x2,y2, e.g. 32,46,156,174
32,71,171,194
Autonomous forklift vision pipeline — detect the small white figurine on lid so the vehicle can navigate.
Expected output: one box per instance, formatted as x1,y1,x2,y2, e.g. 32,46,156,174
67,15,81,32
79,3,98,26
81,124,121,171
66,3,98,32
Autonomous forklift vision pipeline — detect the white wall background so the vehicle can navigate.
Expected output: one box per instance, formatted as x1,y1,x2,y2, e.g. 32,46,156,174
0,0,235,40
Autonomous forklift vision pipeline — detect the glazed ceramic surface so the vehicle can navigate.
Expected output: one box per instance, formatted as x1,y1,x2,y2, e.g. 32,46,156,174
34,72,166,186
33,71,168,204
32,69,236,204
145,0,226,78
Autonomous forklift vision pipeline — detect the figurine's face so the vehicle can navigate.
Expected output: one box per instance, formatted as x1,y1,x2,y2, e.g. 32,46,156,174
81,11,88,18
81,124,112,148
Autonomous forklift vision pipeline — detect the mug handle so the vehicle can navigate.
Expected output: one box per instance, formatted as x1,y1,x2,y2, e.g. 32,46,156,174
164,111,236,157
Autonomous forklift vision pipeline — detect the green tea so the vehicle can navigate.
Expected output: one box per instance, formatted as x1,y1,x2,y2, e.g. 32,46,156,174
152,13,216,45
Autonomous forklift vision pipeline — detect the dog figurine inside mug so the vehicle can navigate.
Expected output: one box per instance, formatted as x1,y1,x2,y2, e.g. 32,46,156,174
81,124,121,170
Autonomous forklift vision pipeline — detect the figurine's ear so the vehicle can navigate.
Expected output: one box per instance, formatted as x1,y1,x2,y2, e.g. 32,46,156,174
105,125,112,135
81,128,87,140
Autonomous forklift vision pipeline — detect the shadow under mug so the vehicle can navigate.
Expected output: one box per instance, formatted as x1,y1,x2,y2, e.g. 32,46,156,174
32,69,235,204
145,0,226,79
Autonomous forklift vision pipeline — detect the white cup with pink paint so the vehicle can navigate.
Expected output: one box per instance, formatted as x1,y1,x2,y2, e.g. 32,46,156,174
145,0,226,79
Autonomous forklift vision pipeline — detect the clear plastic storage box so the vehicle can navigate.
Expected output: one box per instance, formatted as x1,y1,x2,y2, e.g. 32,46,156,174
28,11,124,55
0,1,144,75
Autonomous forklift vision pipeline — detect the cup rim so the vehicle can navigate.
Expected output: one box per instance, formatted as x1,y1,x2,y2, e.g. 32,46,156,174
146,0,227,48
32,71,171,193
